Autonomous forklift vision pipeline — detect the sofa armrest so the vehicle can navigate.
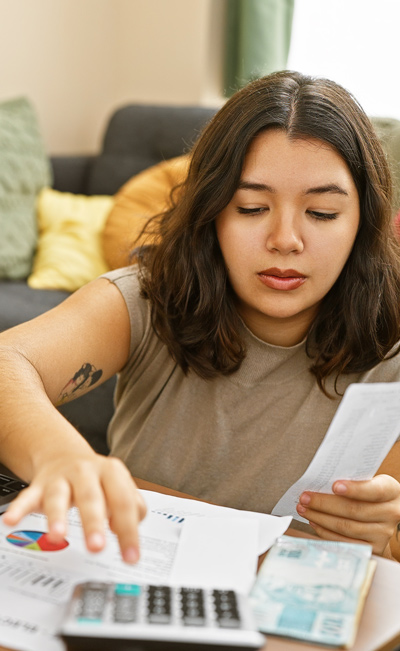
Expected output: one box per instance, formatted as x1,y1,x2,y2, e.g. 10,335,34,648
50,155,96,195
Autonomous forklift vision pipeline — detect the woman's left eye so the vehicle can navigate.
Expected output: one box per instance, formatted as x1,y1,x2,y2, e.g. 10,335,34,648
308,210,339,221
236,206,266,215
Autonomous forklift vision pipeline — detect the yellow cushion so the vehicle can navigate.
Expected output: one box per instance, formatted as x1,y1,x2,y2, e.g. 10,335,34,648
28,188,113,292
102,154,190,269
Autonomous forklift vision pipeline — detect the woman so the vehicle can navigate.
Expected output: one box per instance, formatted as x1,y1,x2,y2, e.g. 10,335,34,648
1,71,400,563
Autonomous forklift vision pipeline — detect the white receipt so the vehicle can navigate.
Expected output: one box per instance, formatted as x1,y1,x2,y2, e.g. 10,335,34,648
272,382,400,522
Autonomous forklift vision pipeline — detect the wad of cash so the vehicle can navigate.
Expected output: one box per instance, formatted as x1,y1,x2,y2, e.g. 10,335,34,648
250,536,375,648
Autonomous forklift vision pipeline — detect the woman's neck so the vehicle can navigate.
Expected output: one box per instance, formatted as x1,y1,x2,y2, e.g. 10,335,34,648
238,308,315,347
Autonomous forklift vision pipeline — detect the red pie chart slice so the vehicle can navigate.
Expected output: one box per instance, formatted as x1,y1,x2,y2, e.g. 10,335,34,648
6,530,69,551
37,532,69,551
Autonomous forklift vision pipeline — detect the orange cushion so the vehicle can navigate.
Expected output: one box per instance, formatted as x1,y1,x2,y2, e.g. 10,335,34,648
102,155,190,269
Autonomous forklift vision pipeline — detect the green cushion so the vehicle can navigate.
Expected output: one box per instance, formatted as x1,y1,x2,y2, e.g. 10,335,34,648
0,97,52,279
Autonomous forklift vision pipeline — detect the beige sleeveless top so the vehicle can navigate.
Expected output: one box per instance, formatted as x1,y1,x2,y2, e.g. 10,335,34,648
104,267,400,533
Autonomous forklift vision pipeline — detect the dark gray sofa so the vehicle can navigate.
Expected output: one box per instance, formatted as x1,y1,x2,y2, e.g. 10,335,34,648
0,104,217,455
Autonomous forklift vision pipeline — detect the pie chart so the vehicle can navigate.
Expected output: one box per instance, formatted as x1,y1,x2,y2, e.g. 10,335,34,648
6,530,69,552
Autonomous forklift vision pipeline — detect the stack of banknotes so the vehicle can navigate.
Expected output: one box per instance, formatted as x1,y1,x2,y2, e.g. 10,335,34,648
250,536,375,648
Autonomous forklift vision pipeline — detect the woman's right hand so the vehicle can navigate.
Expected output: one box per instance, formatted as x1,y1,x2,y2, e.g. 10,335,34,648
0,277,146,561
2,453,147,563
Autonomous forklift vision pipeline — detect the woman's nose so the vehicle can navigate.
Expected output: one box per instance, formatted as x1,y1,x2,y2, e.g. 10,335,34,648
265,214,304,254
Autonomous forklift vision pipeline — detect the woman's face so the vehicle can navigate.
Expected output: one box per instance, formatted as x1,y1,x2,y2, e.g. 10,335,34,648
216,129,360,346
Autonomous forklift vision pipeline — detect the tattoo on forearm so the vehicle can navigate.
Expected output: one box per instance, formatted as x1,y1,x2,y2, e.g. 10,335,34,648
58,363,103,404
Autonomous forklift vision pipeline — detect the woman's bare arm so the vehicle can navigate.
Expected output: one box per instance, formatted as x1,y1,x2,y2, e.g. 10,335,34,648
0,277,146,561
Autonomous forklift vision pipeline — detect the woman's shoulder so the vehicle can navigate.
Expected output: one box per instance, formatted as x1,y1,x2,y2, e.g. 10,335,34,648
102,264,147,311
362,342,400,383
101,264,153,356
102,263,141,290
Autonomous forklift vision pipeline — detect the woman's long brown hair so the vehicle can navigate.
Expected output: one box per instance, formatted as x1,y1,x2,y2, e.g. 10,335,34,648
139,71,400,394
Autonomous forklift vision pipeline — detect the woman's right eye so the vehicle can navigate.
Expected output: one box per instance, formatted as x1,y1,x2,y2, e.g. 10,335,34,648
236,206,267,215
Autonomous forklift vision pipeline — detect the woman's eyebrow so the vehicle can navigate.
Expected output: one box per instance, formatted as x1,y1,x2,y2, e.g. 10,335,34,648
237,180,275,192
304,184,349,196
236,181,349,196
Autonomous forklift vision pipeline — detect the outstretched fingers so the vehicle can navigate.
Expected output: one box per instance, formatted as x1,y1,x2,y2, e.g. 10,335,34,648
2,479,72,542
71,461,108,553
2,484,44,526
41,479,72,541
101,458,147,564
2,455,147,564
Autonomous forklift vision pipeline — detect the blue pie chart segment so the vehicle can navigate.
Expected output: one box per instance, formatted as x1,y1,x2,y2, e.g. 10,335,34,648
6,530,69,551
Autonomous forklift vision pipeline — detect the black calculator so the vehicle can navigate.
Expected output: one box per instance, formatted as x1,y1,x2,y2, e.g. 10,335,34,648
59,581,265,650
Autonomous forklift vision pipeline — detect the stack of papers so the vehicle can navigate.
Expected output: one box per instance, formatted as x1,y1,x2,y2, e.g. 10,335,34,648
0,490,290,651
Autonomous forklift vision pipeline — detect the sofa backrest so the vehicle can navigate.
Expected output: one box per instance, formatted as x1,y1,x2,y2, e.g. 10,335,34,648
86,104,218,196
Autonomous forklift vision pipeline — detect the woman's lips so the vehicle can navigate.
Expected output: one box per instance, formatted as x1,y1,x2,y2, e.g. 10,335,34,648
257,268,307,291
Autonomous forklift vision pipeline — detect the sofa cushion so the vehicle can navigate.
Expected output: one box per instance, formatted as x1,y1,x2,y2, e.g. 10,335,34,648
103,154,190,269
0,281,70,331
28,188,113,292
0,97,52,279
51,155,95,195
86,105,216,196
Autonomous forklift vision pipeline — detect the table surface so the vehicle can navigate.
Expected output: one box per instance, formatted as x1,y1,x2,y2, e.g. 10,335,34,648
136,479,400,651
1,478,400,651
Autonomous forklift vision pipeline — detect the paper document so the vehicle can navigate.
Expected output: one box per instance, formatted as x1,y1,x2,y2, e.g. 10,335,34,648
142,489,291,556
171,516,259,591
0,489,290,651
0,508,181,651
272,382,400,521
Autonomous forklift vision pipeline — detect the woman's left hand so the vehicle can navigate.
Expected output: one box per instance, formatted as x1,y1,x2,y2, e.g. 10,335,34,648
296,474,400,559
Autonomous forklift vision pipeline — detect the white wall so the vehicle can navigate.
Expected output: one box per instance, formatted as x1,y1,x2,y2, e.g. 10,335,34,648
0,0,225,154
288,0,400,120
115,0,225,107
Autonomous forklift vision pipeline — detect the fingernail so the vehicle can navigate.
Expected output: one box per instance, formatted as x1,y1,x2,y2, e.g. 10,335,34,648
123,547,139,564
87,532,105,551
300,493,311,505
334,482,347,494
50,521,65,536
3,508,19,522
297,505,307,514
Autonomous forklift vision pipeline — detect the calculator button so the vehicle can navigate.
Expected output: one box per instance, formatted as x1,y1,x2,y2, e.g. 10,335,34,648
0,475,11,486
212,590,241,628
114,594,139,623
0,487,13,496
180,588,206,626
147,585,171,624
78,585,107,620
